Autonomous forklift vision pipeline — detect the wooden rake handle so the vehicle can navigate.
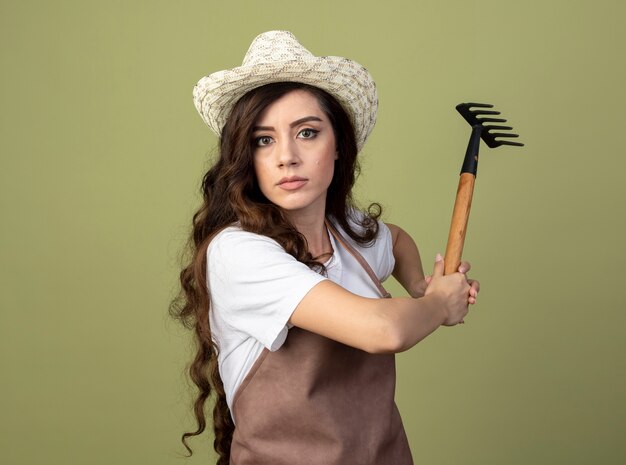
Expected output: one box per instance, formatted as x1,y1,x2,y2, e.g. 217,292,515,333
443,172,476,275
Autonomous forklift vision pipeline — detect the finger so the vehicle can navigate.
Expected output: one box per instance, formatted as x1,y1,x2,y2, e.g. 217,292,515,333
424,275,433,284
458,261,472,274
468,279,480,295
432,253,444,278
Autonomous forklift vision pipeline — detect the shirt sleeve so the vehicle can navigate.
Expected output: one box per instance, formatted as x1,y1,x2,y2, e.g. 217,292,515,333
207,228,327,351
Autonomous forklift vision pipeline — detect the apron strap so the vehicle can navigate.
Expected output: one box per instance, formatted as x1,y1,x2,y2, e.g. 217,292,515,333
325,219,392,299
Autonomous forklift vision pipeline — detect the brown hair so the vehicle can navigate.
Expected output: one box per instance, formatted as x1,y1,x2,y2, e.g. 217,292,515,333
169,82,381,464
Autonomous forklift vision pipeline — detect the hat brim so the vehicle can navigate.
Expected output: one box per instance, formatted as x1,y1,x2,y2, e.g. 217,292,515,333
193,56,377,152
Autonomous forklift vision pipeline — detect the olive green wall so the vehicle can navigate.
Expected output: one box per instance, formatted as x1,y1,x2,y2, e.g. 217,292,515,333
2,0,625,464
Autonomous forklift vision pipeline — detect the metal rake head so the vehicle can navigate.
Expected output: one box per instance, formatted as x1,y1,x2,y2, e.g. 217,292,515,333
456,102,524,148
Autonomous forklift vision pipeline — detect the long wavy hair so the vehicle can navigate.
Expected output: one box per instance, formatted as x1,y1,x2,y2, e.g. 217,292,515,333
169,81,381,464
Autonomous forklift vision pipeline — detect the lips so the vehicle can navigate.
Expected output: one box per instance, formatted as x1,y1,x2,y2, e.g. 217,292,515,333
277,176,308,191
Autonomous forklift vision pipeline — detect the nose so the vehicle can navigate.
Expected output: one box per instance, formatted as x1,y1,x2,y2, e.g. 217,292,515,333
276,137,300,168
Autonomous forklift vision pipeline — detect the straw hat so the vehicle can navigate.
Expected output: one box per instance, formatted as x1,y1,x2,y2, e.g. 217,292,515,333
193,30,378,151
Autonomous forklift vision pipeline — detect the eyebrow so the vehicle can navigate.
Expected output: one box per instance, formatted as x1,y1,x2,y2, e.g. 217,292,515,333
253,116,323,132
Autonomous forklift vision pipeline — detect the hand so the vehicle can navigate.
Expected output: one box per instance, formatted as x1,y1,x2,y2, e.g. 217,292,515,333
424,254,477,326
424,257,480,305
457,261,480,306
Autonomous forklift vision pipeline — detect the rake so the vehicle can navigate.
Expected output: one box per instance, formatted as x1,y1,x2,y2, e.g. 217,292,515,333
443,103,524,275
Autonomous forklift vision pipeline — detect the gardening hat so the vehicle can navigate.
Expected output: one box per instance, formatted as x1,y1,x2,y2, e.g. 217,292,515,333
193,30,378,151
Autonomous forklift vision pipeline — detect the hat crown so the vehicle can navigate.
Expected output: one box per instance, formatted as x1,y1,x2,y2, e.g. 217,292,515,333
242,31,315,67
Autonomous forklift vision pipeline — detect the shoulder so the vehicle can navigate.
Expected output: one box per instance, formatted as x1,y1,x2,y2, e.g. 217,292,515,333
210,225,283,251
208,225,287,264
207,225,324,288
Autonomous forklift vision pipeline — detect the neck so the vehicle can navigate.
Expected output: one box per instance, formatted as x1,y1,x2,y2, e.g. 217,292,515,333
285,210,332,259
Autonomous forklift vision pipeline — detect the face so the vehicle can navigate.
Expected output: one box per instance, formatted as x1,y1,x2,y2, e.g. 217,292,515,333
252,89,337,220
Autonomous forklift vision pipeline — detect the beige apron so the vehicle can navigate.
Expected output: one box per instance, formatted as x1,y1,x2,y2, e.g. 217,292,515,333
229,222,413,465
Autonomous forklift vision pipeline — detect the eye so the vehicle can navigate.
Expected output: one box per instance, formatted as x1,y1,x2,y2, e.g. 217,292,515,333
254,135,274,147
298,128,319,139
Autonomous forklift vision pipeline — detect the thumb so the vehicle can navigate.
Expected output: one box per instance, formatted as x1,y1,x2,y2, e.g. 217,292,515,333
432,253,444,278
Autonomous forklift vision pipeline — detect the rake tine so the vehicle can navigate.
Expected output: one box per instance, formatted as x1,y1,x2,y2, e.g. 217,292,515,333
490,132,520,139
497,140,525,147
483,125,513,131
465,102,494,108
472,109,501,116
476,117,508,123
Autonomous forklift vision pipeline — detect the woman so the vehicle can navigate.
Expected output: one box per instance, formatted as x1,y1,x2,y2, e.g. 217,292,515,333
171,31,479,465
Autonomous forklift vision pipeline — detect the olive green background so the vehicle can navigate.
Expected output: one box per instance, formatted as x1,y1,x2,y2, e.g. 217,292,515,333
2,0,625,464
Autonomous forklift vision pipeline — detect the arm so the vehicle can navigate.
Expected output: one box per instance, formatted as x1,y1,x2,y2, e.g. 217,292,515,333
289,255,470,354
386,223,427,298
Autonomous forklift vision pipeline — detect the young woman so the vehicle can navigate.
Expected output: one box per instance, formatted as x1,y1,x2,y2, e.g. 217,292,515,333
171,31,479,465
